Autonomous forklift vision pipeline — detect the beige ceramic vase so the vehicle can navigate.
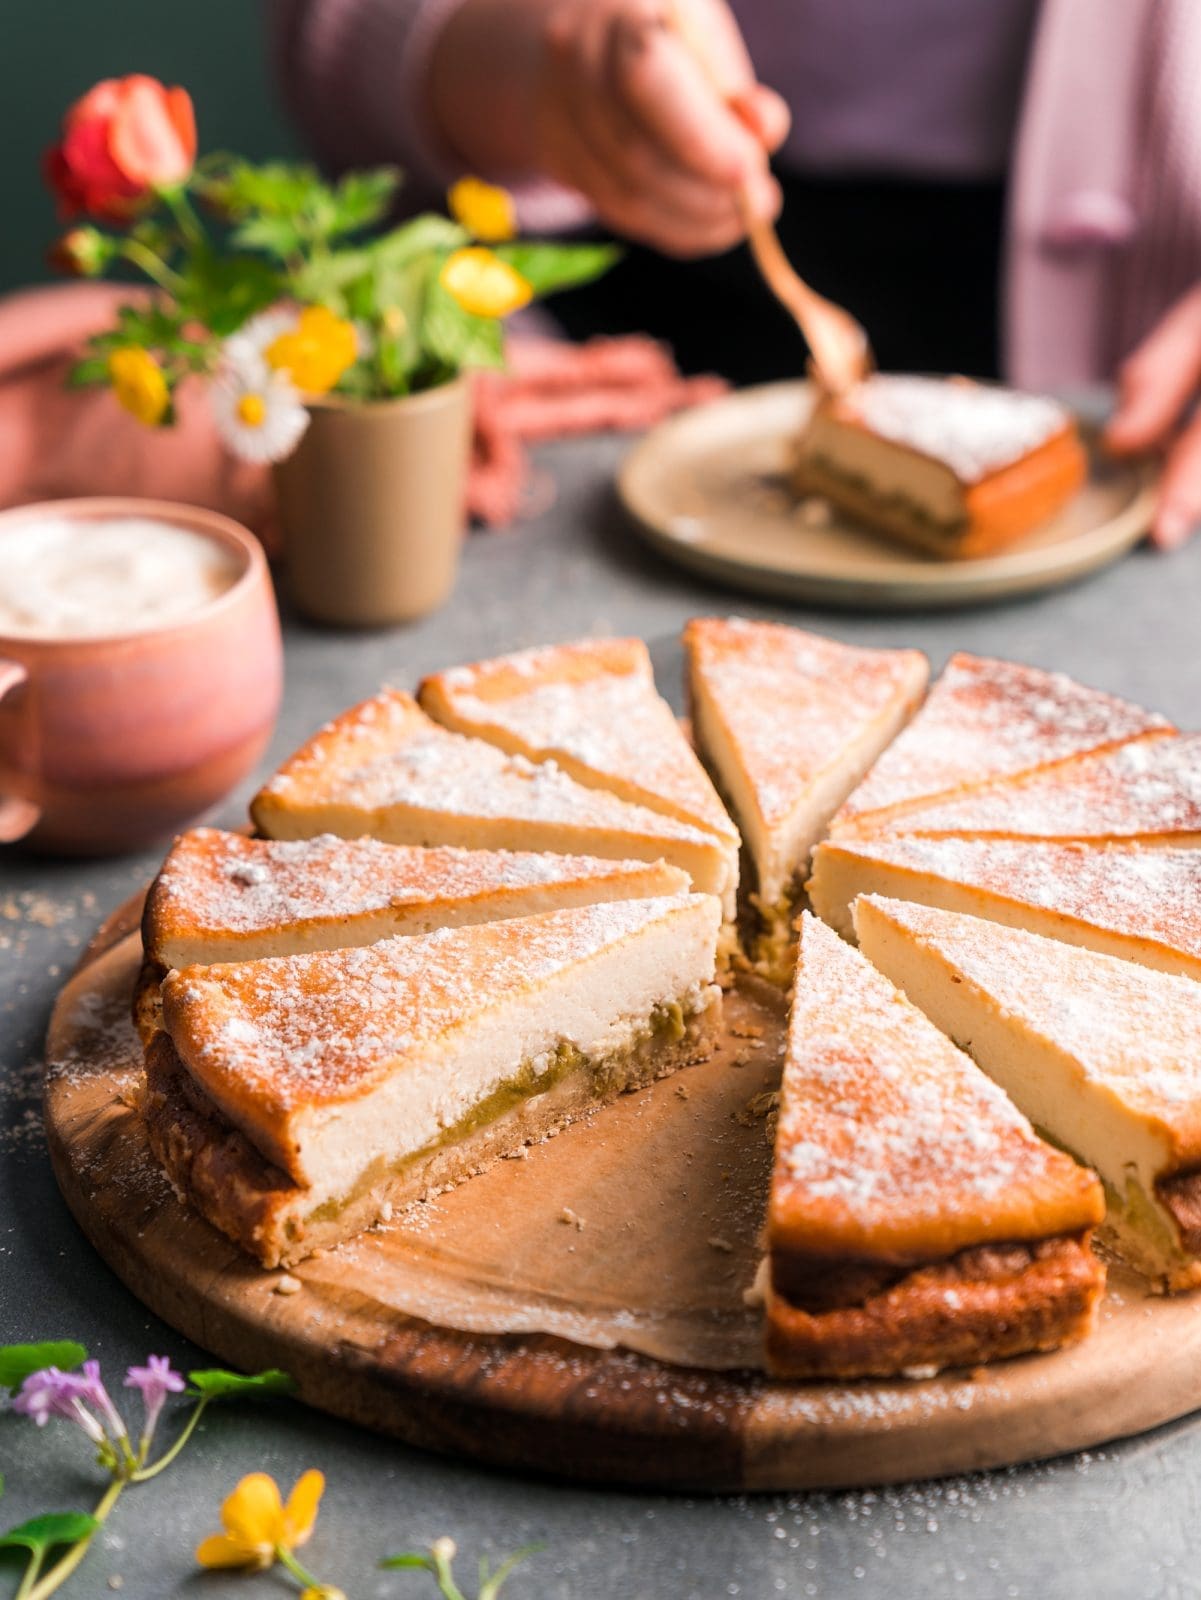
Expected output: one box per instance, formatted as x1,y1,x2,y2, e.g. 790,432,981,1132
274,376,473,628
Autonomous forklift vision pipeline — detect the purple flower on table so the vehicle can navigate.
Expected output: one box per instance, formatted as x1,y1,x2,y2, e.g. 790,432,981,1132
124,1355,185,1447
77,1358,130,1445
13,1367,107,1446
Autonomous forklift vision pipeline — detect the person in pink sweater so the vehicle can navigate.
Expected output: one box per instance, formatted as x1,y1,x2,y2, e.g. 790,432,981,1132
271,0,1201,550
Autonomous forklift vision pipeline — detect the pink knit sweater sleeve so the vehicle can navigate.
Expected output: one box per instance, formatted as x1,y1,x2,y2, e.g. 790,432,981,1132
269,0,589,228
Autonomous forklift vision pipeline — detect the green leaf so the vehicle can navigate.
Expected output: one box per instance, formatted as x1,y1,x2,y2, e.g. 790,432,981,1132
380,1552,434,1570
231,214,306,260
65,356,111,388
186,1367,295,1401
328,169,401,238
479,1544,541,1600
0,1512,98,1558
0,1343,87,1393
495,242,620,298
422,275,504,373
371,215,468,270
176,249,283,337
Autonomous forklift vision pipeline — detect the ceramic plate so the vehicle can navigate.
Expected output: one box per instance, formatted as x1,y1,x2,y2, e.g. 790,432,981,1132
619,381,1157,610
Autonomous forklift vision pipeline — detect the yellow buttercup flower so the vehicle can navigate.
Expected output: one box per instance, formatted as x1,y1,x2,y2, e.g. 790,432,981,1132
196,1469,324,1571
440,247,532,319
449,176,518,242
107,347,169,426
266,306,358,395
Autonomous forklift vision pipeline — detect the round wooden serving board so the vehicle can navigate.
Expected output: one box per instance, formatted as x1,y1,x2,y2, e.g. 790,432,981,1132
619,382,1158,611
44,894,1201,1492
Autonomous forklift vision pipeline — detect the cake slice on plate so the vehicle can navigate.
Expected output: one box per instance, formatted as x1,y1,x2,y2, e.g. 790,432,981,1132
135,827,687,1043
682,617,927,974
878,732,1201,844
856,895,1201,1292
145,892,722,1267
764,914,1104,1378
790,374,1087,559
808,834,1201,979
831,652,1171,837
250,690,736,916
418,637,740,867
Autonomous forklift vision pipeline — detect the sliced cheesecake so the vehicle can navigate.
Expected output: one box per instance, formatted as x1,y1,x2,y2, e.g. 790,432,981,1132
808,834,1201,979
831,652,1170,837
135,827,688,1045
764,914,1104,1378
683,617,928,976
856,895,1201,1292
145,892,722,1266
882,732,1201,844
791,374,1087,559
250,690,736,917
418,637,740,866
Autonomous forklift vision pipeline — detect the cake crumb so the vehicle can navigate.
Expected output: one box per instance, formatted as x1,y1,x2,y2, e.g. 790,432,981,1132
730,1022,764,1040
274,1273,302,1296
501,1145,529,1160
559,1207,585,1230
708,1234,734,1253
674,1082,690,1100
108,1577,124,1590
378,1200,394,1223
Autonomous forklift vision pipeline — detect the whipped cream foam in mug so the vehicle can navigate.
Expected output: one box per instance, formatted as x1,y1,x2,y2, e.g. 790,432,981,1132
0,516,242,638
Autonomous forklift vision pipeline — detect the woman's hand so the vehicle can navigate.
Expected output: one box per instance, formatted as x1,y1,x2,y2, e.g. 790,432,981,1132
1105,284,1201,549
430,0,789,258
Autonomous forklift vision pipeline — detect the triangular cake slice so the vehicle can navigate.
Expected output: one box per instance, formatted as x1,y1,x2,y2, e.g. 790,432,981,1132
418,637,740,862
250,690,736,917
881,732,1201,844
145,893,722,1266
808,834,1201,979
683,617,927,972
135,828,688,1044
764,915,1104,1379
831,652,1171,835
856,896,1201,1292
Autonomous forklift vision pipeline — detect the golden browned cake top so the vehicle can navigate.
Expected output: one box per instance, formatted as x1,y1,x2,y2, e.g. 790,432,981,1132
827,375,1076,484
144,827,685,953
769,915,1103,1264
888,731,1198,841
836,652,1168,828
419,639,738,843
684,618,927,830
252,689,715,847
819,834,1201,962
163,892,709,1120
858,895,1201,1169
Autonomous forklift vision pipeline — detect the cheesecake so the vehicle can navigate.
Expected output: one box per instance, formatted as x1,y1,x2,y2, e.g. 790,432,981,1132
417,637,741,871
250,690,736,916
856,895,1201,1292
145,893,722,1266
135,827,688,1044
831,652,1170,836
791,374,1087,559
683,617,927,975
808,834,1201,979
883,732,1201,843
764,914,1104,1379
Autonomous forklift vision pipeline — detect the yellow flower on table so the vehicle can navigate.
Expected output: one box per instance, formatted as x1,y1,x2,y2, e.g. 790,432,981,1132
449,176,518,242
107,347,169,426
196,1468,324,1572
440,247,532,319
266,305,358,395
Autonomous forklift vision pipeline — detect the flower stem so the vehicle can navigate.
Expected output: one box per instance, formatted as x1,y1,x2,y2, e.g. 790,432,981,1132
161,184,206,249
13,1548,43,1600
276,1544,323,1590
24,1478,123,1600
130,1399,208,1481
118,239,186,296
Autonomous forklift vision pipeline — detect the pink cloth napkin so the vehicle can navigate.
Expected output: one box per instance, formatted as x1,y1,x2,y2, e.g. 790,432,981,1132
0,284,726,539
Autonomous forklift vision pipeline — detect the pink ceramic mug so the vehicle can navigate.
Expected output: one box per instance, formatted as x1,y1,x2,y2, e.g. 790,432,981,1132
0,498,283,855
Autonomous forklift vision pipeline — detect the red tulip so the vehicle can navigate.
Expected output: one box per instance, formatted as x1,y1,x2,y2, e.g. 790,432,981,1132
44,75,196,222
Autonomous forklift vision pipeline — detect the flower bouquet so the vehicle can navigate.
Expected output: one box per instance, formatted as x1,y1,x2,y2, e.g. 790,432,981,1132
45,74,617,623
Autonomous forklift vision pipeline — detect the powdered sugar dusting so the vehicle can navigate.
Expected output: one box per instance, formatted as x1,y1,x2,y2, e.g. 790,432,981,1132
147,827,676,944
839,653,1167,826
864,897,1201,1136
686,618,927,827
896,732,1201,840
772,916,1092,1241
846,375,1071,482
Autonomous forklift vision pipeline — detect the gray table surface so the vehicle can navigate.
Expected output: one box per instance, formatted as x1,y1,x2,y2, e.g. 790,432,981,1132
3,431,1201,1600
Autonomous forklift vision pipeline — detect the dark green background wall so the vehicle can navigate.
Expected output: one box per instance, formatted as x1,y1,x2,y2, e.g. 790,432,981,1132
2,1,299,292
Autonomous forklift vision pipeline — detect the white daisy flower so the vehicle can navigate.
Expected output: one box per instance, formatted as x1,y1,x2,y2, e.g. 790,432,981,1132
227,306,298,364
210,342,309,465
